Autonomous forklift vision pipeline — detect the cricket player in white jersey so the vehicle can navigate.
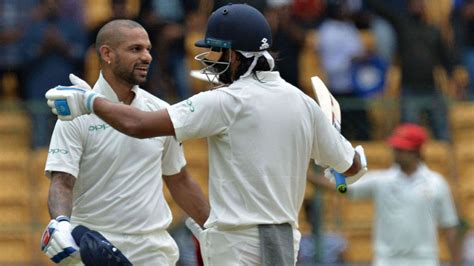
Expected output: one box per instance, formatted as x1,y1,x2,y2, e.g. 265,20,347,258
40,20,209,265
45,4,367,265
352,124,460,266
312,123,460,266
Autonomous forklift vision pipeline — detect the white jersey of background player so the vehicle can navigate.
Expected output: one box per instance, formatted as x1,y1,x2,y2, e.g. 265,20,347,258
41,20,209,265
45,5,367,265
349,124,459,266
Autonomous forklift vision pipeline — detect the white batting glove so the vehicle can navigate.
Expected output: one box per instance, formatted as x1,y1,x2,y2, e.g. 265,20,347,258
185,217,204,242
41,216,81,264
45,73,103,121
323,168,336,183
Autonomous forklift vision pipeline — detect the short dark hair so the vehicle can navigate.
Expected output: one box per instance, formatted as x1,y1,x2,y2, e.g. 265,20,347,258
95,19,144,57
234,52,274,81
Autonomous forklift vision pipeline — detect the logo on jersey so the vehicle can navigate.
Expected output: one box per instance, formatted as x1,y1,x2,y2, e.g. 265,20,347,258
88,124,110,132
185,100,195,112
49,148,68,155
259,38,269,50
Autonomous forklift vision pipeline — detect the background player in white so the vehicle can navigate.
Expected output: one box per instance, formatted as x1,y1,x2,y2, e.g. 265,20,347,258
312,123,461,266
45,4,367,265
40,19,209,265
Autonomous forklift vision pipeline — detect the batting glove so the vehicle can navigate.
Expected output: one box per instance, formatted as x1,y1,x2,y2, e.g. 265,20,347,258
41,215,81,264
45,73,103,121
185,217,204,242
323,168,336,183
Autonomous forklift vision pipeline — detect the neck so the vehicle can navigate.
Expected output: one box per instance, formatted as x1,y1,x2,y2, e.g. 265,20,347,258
103,70,135,104
400,163,418,176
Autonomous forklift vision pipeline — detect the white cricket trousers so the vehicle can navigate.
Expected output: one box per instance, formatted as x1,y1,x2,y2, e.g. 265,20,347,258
63,229,179,266
199,226,301,266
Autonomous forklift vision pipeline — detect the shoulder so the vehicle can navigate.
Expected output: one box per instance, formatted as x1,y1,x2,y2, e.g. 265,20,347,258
55,115,90,130
424,167,449,186
50,115,92,144
136,88,171,110
195,85,243,102
318,20,335,31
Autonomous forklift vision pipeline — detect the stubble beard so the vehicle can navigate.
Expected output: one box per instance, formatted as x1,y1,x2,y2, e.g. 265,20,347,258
114,57,147,86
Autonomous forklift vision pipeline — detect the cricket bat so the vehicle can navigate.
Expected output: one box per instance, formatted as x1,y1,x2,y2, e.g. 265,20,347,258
311,76,347,193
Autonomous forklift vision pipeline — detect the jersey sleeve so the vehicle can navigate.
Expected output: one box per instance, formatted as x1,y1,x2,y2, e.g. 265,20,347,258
161,136,187,176
44,120,84,178
436,177,459,228
311,105,354,173
348,170,379,200
167,89,238,142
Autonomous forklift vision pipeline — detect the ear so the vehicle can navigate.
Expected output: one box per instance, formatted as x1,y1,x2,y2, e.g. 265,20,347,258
99,45,113,64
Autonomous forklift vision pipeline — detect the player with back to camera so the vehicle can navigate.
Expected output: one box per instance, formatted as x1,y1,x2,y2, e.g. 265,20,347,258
45,4,368,265
40,19,210,265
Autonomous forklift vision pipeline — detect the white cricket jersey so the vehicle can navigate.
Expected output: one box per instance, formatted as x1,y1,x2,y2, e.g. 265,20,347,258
45,74,186,234
167,71,354,229
349,163,458,263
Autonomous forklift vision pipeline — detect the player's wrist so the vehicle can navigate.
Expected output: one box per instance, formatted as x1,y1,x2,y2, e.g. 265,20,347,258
346,145,368,184
55,215,70,223
83,90,104,114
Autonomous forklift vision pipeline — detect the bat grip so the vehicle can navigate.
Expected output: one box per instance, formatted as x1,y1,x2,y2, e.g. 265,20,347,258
331,169,347,193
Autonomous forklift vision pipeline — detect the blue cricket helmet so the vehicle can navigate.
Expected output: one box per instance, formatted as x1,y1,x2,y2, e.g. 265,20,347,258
195,3,272,52
71,225,132,266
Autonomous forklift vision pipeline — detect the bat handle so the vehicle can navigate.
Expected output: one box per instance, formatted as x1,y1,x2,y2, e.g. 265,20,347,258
331,169,347,193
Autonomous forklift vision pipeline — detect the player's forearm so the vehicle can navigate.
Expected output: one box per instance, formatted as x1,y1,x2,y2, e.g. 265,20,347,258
444,226,461,266
343,151,362,177
93,98,175,139
172,180,210,226
165,173,210,226
48,172,75,218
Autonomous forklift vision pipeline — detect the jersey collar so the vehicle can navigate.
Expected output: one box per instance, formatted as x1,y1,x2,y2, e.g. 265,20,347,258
236,71,281,83
92,72,139,103
392,162,428,181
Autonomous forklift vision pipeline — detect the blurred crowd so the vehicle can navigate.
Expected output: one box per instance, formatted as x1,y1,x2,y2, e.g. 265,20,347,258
1,0,473,148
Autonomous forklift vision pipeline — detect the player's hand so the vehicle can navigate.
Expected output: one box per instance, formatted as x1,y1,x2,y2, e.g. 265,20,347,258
45,73,103,121
41,216,81,264
323,168,336,183
346,145,368,184
323,145,368,185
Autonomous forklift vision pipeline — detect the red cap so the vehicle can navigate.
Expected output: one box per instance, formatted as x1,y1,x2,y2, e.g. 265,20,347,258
387,123,428,151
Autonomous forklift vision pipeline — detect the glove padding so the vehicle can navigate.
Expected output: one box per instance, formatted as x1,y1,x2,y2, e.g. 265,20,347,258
41,216,81,264
45,73,104,121
324,145,368,185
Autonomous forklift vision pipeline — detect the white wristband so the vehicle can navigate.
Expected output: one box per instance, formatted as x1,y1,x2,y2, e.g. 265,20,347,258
84,91,103,113
55,215,70,222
